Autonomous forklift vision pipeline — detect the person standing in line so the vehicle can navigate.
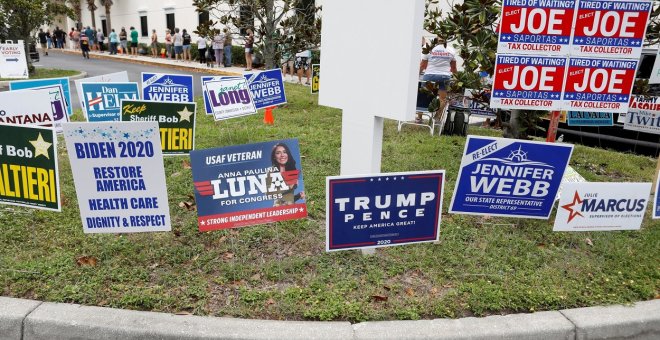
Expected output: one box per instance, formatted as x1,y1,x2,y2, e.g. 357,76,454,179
164,29,172,59
84,26,94,51
197,35,207,65
294,49,312,85
212,30,225,68
96,29,105,53
130,26,139,57
173,28,183,61
80,34,90,59
244,28,254,71
417,37,457,123
109,28,118,55
68,28,74,49
119,27,128,54
54,27,62,48
46,29,52,49
223,28,232,67
150,29,158,58
37,29,48,56
72,28,80,50
182,29,192,62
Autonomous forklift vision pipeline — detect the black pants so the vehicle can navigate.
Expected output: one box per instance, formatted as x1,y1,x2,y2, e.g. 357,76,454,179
198,48,206,63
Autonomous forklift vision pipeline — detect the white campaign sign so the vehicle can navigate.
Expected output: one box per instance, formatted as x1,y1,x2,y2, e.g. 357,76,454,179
0,41,28,79
74,71,129,109
0,89,54,127
554,182,651,231
63,121,172,234
203,77,256,120
623,95,660,134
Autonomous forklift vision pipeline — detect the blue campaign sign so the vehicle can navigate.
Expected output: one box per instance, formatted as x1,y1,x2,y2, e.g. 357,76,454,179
567,111,613,126
654,176,660,219
244,69,287,109
449,136,573,219
190,139,307,231
141,73,193,102
201,76,241,115
326,171,445,252
10,77,72,116
81,82,139,122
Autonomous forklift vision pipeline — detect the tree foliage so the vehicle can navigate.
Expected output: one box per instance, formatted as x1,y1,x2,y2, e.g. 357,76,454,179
193,0,321,69
0,0,71,54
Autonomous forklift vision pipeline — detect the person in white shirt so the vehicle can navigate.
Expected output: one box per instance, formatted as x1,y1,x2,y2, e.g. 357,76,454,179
197,36,208,65
418,38,457,123
295,49,312,85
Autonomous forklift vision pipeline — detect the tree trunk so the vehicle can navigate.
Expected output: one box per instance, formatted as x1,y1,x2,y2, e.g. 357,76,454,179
263,0,277,69
503,109,520,139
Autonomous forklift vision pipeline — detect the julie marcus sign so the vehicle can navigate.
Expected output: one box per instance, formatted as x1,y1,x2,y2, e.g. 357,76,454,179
571,0,652,59
0,123,60,211
554,182,650,231
82,82,140,122
497,0,575,56
244,69,287,109
191,139,307,231
141,73,193,102
120,100,196,155
326,171,445,252
490,55,566,111
450,136,573,219
63,122,171,233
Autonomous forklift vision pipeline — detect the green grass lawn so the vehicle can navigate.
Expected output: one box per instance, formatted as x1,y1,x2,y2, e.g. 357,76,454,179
0,68,81,81
0,83,658,321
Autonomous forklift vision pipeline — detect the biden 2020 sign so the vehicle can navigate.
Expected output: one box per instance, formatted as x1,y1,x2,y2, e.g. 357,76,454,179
326,171,444,252
497,0,575,56
450,136,573,219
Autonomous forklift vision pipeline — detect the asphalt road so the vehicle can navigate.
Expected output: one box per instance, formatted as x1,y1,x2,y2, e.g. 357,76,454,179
34,51,214,110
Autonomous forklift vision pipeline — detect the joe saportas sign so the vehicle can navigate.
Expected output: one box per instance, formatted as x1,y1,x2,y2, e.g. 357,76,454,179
141,73,193,102
191,139,307,231
121,100,196,155
0,124,60,211
326,171,445,252
63,122,171,233
82,82,139,122
450,136,573,219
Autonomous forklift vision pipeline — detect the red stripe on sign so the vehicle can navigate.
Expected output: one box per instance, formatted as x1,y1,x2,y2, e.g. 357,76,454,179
198,203,307,232
88,97,102,106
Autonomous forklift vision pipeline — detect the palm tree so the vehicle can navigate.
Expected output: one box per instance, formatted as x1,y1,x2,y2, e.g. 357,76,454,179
66,0,82,24
86,0,97,29
99,0,113,35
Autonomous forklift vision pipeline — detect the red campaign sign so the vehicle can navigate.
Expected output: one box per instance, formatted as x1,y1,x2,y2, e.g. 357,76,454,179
563,58,637,113
490,54,567,111
498,0,576,56
571,0,652,58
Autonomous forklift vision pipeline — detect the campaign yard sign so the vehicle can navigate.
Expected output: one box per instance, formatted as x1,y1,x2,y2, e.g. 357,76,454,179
571,0,652,59
0,124,60,211
326,171,444,252
120,100,196,155
449,136,573,219
202,76,256,120
490,55,566,111
63,122,171,234
10,77,73,116
567,111,613,126
563,58,636,113
141,73,193,102
0,41,28,79
0,89,54,127
623,95,660,134
82,82,140,122
653,176,660,219
244,69,287,109
190,139,307,231
74,71,129,109
554,182,650,231
497,0,575,56
311,64,320,94
8,84,68,132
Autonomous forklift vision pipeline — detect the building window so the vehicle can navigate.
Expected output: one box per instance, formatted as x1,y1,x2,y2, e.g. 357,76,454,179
198,10,210,25
101,19,107,37
140,15,148,37
239,5,253,35
166,13,175,32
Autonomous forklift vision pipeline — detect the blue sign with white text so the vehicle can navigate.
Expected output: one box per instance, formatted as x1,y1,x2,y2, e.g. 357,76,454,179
244,69,287,109
81,82,139,122
141,73,193,102
326,171,445,251
449,136,573,219
567,111,613,126
10,77,72,116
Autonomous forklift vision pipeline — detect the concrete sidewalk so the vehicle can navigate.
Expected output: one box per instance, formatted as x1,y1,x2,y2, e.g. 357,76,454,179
1,297,658,340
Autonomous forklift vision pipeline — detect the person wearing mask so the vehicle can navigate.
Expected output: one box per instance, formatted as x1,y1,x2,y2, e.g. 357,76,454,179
150,29,158,58
37,29,48,56
119,27,128,54
244,28,254,71
130,26,138,57
182,29,192,62
96,28,105,53
173,28,183,61
212,30,225,68
165,29,172,59
223,28,232,67
197,35,207,65
109,28,118,55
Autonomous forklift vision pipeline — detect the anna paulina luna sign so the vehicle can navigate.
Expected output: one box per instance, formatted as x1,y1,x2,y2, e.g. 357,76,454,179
326,171,445,251
190,139,307,231
450,136,573,219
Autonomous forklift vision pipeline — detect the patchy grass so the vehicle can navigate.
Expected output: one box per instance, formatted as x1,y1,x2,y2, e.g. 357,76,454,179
0,68,81,81
0,83,658,322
